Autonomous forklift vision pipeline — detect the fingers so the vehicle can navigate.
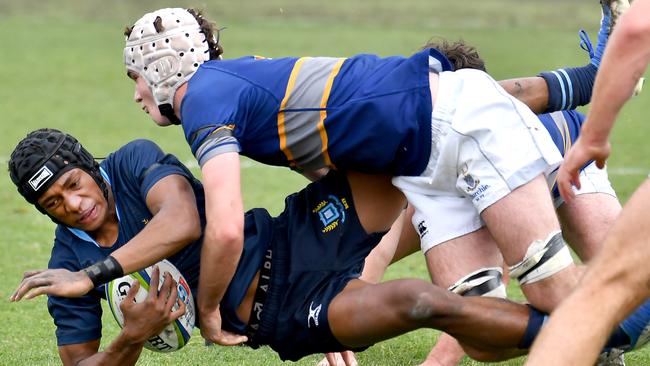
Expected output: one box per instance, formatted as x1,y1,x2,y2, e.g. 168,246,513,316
22,269,46,279
170,297,187,321
340,351,358,366
148,265,160,297
125,280,141,303
215,330,248,346
11,274,52,301
10,269,47,301
120,281,141,312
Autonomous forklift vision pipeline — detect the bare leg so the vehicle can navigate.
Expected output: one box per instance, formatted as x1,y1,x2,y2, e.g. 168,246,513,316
557,192,621,261
346,171,405,234
481,175,581,312
359,211,407,284
421,228,504,366
527,179,650,366
328,278,528,361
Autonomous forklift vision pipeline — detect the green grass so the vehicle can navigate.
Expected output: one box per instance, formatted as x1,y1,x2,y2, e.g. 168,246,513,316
1,0,650,364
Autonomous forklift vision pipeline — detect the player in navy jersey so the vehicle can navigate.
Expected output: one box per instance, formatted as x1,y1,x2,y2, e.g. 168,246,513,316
4,129,536,364
121,8,624,347
10,129,650,365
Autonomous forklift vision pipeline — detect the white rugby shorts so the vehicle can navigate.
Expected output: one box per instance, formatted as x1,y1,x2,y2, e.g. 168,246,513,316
392,69,562,253
547,161,617,208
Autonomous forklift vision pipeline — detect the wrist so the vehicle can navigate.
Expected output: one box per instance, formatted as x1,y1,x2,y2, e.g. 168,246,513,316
82,256,124,287
119,326,149,346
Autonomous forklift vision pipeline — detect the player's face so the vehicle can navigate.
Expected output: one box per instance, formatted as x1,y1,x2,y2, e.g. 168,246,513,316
37,168,110,232
128,70,173,126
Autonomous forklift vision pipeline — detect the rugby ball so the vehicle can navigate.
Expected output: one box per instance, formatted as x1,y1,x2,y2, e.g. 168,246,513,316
105,259,195,352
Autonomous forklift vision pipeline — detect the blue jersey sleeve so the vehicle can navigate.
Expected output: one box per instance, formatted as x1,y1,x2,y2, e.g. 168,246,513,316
109,139,196,200
181,68,246,167
47,238,104,346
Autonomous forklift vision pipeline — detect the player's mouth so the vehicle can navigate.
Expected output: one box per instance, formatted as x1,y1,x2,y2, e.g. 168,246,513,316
77,205,98,225
142,106,149,114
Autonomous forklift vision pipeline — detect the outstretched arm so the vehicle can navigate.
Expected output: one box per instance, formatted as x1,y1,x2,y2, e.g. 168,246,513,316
528,3,650,365
556,0,650,202
58,268,185,366
10,174,201,301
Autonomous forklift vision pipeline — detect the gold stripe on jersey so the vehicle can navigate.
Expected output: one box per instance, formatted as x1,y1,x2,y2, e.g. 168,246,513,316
317,58,345,169
277,57,347,171
277,58,306,167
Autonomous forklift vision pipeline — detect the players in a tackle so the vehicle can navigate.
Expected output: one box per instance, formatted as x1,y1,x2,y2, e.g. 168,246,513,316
10,129,650,365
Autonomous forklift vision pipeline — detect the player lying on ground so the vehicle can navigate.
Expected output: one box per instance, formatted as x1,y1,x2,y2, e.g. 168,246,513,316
123,8,615,348
10,129,650,365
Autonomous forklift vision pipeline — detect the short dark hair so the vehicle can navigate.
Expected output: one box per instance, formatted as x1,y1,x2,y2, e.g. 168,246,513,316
423,38,487,72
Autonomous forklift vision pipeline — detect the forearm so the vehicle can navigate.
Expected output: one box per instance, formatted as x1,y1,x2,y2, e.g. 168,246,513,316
110,175,202,274
61,334,144,366
582,9,650,144
198,224,243,312
110,209,200,274
498,77,549,114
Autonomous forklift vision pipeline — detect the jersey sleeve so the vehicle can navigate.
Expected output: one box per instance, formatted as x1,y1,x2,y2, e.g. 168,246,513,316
180,69,248,167
47,239,104,346
111,139,198,200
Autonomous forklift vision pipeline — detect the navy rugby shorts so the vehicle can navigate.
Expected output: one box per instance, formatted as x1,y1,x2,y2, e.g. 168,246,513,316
251,171,385,361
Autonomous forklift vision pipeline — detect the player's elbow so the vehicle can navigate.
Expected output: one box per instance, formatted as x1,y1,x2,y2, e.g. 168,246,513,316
619,14,650,45
206,219,244,248
172,206,202,244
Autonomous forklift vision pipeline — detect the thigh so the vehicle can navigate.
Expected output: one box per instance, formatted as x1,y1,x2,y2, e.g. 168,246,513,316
557,192,621,262
425,227,503,288
346,171,405,234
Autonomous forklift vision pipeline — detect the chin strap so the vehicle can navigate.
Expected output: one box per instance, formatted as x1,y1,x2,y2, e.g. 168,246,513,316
158,103,181,125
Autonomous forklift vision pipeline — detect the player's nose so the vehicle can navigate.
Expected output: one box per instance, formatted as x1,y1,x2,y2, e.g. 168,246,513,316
133,87,142,103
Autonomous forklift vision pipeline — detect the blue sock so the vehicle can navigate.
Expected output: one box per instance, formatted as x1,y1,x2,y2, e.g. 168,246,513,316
518,305,548,349
539,63,597,112
604,326,632,349
619,299,650,349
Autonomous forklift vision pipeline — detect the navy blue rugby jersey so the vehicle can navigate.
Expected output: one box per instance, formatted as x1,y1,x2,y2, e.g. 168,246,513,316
181,48,453,176
47,140,271,345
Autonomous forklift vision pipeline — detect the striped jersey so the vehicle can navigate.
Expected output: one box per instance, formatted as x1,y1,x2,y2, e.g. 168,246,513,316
180,48,453,176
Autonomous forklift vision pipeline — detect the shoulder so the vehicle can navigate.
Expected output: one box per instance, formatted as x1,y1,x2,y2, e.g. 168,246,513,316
105,139,166,172
114,139,163,157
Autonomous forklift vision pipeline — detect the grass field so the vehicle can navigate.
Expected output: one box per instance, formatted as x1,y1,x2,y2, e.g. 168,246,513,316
1,0,649,364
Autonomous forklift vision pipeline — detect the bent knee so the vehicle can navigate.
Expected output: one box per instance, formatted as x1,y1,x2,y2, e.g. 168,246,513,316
398,281,454,322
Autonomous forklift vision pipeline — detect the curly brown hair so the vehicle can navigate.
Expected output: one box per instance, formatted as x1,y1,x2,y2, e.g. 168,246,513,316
124,8,224,60
422,38,486,72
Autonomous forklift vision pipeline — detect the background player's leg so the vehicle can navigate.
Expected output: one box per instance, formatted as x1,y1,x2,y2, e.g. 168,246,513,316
481,175,582,312
420,228,505,366
557,193,621,262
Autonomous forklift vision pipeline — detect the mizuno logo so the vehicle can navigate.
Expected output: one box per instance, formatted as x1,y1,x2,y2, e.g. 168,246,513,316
28,166,53,191
307,301,322,328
